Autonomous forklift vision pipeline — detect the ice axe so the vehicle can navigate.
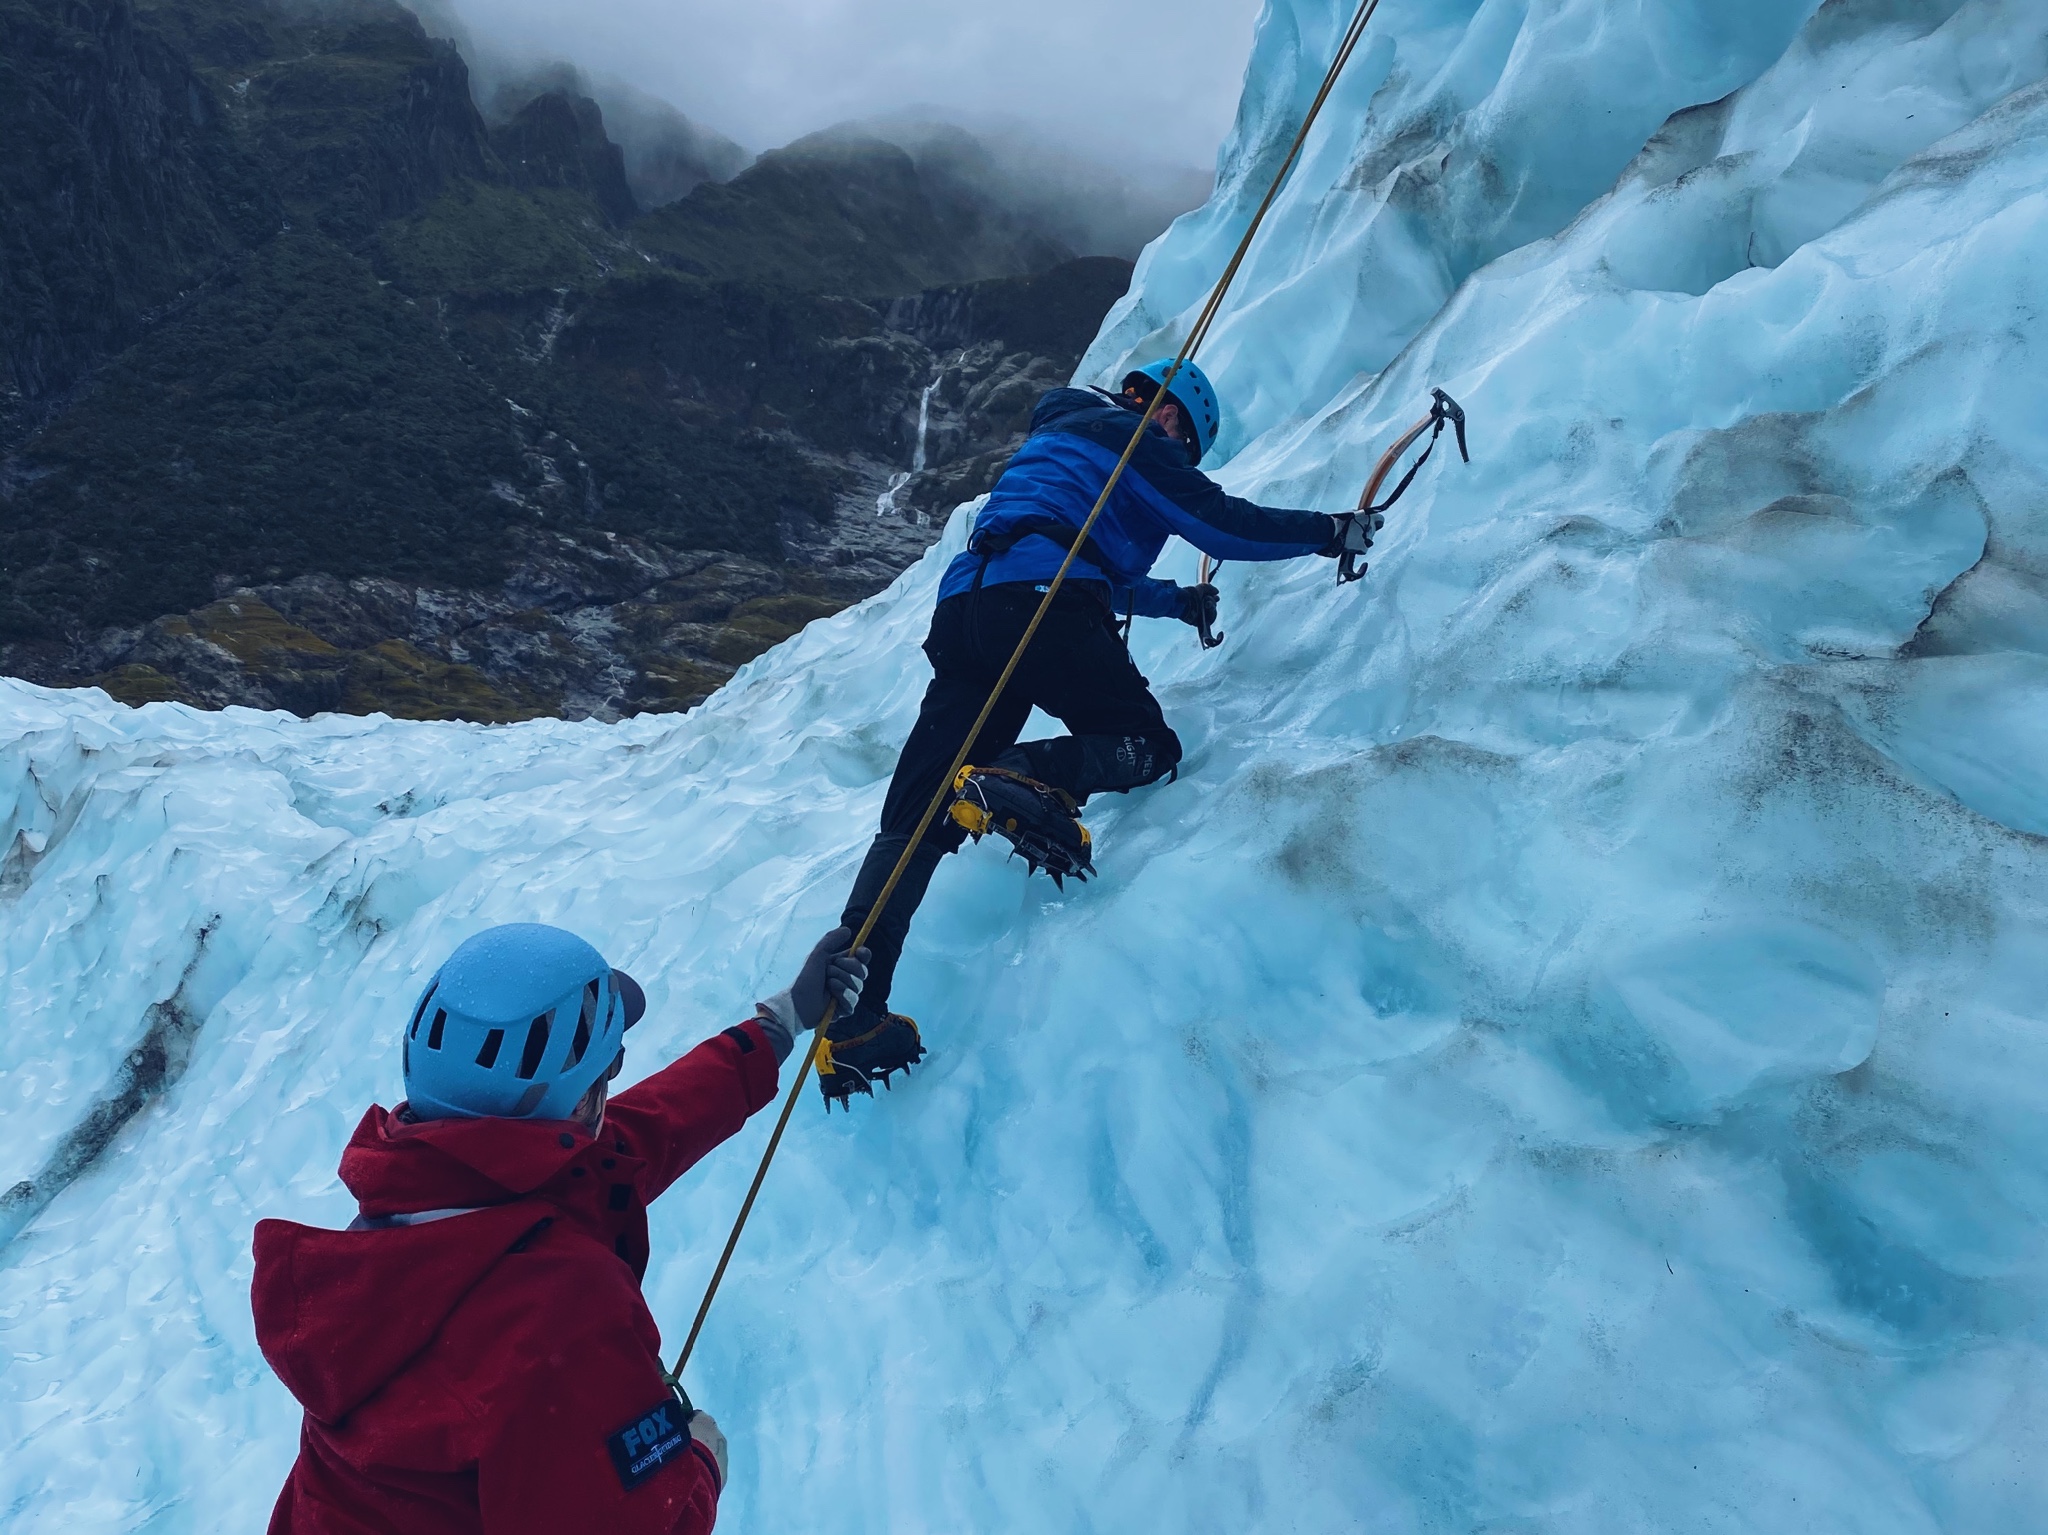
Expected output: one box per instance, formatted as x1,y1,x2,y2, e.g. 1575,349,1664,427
1338,386,1469,584
1194,386,1471,631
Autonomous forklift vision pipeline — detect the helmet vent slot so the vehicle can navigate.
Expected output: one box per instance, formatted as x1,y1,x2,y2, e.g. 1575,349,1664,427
475,1029,504,1069
566,981,600,1069
410,982,438,1038
517,1013,553,1079
428,1009,447,1050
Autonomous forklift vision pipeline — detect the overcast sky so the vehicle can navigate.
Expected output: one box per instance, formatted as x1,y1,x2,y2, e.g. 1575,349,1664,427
441,0,1265,170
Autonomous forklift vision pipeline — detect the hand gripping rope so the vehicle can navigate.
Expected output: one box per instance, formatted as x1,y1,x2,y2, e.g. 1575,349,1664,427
665,0,1396,1402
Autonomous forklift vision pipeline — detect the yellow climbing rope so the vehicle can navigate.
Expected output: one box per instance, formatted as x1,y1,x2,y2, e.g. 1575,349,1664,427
668,0,1391,1389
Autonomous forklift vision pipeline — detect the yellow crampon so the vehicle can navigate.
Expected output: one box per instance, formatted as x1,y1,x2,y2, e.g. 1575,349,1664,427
948,764,992,838
815,1010,926,1110
947,764,1093,884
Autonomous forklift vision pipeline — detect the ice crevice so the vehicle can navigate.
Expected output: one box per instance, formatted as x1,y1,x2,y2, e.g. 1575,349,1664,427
5,1,2048,1531
0,917,220,1251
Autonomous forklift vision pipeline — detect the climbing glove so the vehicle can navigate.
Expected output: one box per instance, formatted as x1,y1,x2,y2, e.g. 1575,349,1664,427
1321,510,1384,559
756,926,870,1061
689,1411,728,1489
1176,582,1221,631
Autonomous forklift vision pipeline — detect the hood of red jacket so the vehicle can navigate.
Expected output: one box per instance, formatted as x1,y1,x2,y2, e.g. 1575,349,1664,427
251,1104,605,1423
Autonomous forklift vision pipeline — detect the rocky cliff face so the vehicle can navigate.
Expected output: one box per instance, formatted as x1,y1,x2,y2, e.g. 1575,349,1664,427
0,0,1140,721
80,534,856,720
0,0,274,431
489,89,634,225
881,257,1138,523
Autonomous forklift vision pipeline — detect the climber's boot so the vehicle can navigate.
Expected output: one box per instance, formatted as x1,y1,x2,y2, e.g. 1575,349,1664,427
816,1007,927,1110
948,764,1095,886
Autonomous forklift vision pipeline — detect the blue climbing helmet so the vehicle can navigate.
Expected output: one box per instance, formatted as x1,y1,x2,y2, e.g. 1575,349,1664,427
402,923,647,1121
1123,358,1222,464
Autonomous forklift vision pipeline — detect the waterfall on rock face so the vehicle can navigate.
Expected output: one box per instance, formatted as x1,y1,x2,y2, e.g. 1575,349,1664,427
876,373,942,520
910,373,936,475
7,3,2048,1532
873,474,909,518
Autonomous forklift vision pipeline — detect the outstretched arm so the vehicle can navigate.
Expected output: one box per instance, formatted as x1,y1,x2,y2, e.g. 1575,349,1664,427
1130,438,1336,562
605,1023,781,1204
604,929,869,1203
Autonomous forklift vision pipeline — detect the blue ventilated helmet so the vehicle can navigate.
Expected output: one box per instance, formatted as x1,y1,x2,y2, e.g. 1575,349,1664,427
402,924,647,1121
1123,358,1222,463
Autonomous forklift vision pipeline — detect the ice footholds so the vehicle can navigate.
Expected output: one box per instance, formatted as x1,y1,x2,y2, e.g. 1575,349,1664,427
947,764,1096,888
816,1012,927,1110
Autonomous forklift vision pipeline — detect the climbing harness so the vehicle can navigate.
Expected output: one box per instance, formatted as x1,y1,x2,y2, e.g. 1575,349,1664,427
666,0,1395,1396
967,515,1119,589
1195,385,1471,629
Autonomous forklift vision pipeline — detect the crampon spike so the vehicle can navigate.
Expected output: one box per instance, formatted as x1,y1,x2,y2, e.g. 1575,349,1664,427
951,765,1096,884
816,1059,873,1110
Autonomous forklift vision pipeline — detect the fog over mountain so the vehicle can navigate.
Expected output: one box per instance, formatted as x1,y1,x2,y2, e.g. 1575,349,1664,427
2,0,1168,719
415,0,1258,192
821,115,1215,263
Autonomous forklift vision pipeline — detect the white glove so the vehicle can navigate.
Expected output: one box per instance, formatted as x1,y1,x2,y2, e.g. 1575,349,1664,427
689,1410,728,1489
1324,509,1384,557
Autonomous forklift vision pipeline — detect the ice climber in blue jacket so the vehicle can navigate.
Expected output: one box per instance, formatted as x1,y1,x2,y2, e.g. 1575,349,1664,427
816,359,1379,1104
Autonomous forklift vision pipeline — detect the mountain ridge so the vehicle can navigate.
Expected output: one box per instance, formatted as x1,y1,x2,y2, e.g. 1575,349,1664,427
0,0,1157,720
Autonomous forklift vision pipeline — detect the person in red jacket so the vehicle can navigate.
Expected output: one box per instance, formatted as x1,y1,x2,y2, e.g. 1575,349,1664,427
252,921,867,1534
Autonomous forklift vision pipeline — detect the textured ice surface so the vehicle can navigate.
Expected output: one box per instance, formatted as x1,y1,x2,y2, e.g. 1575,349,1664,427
8,2,2048,1531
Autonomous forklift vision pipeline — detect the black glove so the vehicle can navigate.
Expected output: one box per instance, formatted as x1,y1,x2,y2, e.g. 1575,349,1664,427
793,926,869,1029
1176,582,1220,631
1319,510,1384,559
756,927,870,1061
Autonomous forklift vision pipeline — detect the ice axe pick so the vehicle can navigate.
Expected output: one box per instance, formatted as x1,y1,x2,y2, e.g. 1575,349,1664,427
1340,386,1471,584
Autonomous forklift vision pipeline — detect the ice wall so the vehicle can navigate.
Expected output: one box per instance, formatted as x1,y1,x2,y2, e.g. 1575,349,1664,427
7,2,2048,1532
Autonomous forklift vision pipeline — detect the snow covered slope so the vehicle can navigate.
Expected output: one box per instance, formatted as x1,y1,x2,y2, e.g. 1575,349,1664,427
7,2,2048,1530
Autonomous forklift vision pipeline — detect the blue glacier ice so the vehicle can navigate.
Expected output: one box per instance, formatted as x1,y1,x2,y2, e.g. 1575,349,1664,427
6,1,2048,1530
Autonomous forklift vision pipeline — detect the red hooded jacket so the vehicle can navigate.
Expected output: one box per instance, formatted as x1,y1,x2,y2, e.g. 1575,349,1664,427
252,1020,781,1535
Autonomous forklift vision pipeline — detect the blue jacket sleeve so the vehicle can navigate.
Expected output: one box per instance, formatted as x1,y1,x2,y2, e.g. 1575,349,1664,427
1123,577,1185,620
1128,435,1335,562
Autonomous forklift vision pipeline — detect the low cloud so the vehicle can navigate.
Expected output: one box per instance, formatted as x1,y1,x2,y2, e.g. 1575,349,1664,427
430,0,1261,176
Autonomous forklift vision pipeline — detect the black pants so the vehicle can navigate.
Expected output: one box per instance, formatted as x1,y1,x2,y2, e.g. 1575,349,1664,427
839,583,1183,1017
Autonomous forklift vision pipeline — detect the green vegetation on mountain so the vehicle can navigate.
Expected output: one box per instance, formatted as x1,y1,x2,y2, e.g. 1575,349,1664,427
0,0,1137,719
635,131,1068,298
377,181,610,293
11,230,521,634
0,0,274,431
